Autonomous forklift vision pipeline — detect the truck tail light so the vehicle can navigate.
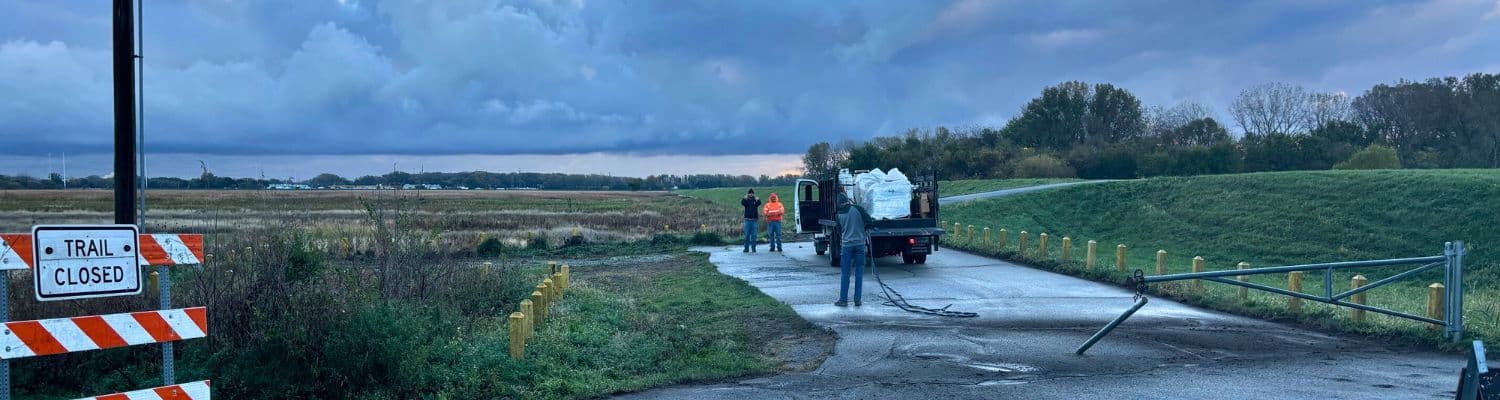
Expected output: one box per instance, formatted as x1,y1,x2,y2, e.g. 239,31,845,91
908,238,917,245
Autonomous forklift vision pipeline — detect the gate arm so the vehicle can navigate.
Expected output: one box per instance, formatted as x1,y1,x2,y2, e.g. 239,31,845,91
1330,261,1443,301
1144,256,1446,283
1202,277,1444,325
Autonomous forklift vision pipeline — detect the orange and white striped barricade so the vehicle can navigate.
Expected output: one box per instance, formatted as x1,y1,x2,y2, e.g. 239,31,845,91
0,228,207,399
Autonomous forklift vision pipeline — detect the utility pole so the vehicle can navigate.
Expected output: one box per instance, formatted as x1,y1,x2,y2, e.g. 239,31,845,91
113,0,137,225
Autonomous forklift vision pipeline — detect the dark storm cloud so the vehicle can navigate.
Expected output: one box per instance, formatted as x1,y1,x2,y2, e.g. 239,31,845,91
1,0,1497,158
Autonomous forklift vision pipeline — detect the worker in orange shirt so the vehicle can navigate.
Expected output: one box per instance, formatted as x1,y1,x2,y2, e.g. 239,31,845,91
763,192,786,252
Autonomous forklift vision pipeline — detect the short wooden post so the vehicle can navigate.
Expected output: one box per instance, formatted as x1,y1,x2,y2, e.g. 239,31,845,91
967,225,975,242
1237,262,1249,301
1037,233,1050,257
520,299,535,338
983,227,991,245
1192,256,1205,291
1018,231,1029,256
1288,271,1304,313
1115,244,1127,272
543,278,556,304
998,229,1009,250
1086,240,1097,269
534,287,548,321
561,264,571,290
1060,237,1072,261
1350,275,1367,323
482,262,493,278
509,312,526,359
954,223,962,238
1155,250,1167,275
1428,283,1445,330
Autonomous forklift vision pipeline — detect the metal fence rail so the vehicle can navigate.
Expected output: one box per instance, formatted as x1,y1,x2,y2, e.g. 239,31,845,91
1076,241,1467,355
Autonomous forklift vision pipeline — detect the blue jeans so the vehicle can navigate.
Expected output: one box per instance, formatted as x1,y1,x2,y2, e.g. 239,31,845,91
767,221,782,249
840,242,867,303
743,219,758,251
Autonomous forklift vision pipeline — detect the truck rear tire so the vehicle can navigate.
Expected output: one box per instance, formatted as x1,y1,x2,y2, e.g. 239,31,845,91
914,254,928,264
901,252,915,264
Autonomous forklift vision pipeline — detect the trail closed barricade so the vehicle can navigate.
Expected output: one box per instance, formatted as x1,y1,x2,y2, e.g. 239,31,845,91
0,225,210,399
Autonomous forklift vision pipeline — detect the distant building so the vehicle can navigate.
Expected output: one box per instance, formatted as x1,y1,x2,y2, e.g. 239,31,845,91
267,184,312,190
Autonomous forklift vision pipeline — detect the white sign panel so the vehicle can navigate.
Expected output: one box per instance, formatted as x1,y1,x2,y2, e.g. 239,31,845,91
31,225,141,301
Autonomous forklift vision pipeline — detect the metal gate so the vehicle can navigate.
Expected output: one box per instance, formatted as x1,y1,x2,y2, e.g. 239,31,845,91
1076,241,1467,355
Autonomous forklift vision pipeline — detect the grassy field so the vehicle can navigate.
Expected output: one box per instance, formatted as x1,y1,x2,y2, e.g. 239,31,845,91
937,178,1082,197
940,169,1500,348
2,189,824,398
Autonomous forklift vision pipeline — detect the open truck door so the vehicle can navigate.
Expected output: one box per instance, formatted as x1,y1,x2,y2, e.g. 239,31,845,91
793,179,821,234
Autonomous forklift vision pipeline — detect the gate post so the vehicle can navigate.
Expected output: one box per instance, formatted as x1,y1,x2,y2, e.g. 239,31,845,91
1446,241,1466,341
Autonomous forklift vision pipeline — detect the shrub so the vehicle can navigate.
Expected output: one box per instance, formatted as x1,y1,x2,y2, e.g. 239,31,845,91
1333,144,1401,170
527,234,550,250
688,231,723,245
1010,154,1076,178
476,236,505,257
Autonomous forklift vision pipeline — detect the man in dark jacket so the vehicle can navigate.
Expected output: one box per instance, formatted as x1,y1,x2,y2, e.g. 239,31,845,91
741,189,762,252
836,191,874,307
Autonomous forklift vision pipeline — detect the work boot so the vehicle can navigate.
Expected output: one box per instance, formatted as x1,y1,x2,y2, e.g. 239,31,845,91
854,301,862,307
834,301,848,307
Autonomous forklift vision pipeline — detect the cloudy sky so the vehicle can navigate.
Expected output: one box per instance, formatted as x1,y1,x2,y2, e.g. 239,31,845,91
2,0,1498,178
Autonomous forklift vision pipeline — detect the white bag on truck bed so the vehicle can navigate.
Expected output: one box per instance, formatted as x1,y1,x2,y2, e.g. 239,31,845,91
865,168,914,220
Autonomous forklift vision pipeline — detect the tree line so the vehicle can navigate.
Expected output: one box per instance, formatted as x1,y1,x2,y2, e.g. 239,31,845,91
803,72,1500,180
0,170,801,191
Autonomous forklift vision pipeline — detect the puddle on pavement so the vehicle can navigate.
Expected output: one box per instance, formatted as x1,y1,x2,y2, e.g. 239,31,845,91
911,352,1040,374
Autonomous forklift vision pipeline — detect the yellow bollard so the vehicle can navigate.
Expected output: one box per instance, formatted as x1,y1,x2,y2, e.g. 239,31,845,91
532,290,547,324
1428,283,1445,330
509,313,526,359
1350,275,1367,323
561,264,571,291
1288,271,1304,313
548,261,559,274
998,229,1009,250
520,299,535,338
1192,257,1205,291
147,271,160,298
1037,233,1049,257
983,227,991,245
954,223,962,238
1018,231,1029,256
1061,237,1072,261
967,225,975,242
1115,244,1127,272
543,278,556,303
535,285,549,320
482,262,493,277
1086,240,1097,269
1155,250,1167,275
1237,262,1249,300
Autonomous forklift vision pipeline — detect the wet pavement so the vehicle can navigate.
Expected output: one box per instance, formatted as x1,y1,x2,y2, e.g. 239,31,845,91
938,180,1109,205
617,244,1476,399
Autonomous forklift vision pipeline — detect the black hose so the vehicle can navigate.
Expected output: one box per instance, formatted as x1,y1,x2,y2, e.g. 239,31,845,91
865,241,978,318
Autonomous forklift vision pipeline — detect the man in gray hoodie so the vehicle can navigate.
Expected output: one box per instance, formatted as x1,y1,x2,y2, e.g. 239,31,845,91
836,191,874,307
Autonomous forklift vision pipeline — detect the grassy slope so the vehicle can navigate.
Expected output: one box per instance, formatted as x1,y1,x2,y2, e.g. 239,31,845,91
941,169,1500,347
